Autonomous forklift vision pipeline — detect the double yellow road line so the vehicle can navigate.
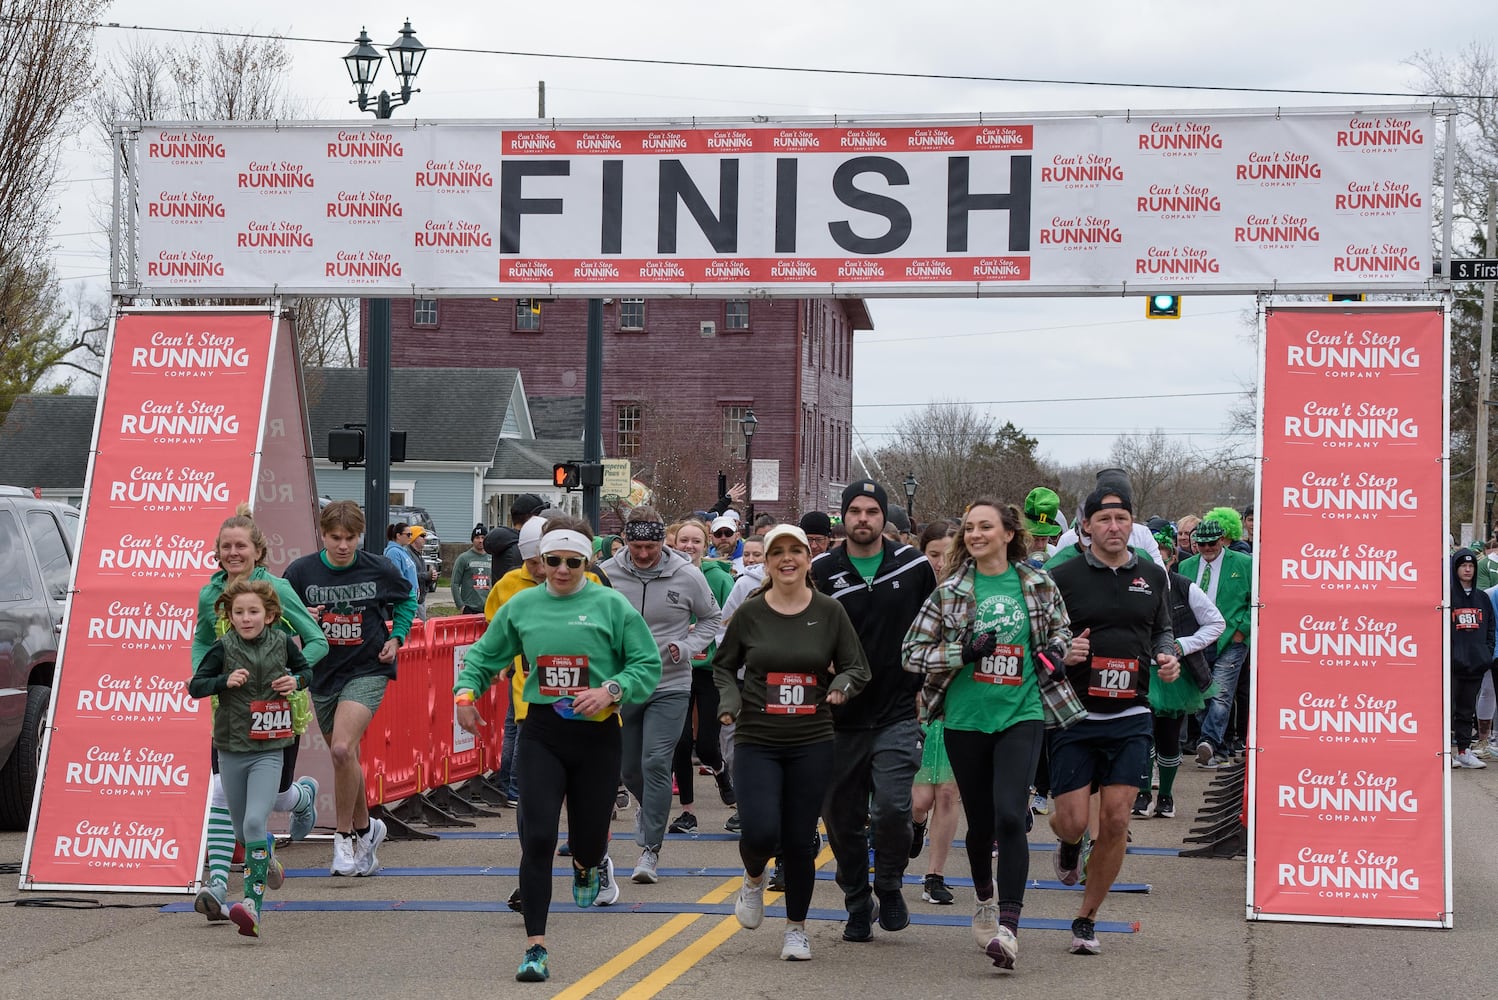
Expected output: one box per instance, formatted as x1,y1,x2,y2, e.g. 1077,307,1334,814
553,844,835,999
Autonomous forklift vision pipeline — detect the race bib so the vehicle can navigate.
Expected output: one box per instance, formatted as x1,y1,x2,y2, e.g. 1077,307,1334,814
1088,656,1139,699
249,698,294,739
1453,608,1482,631
321,611,363,646
537,655,590,697
766,672,818,715
473,571,490,591
975,643,1025,686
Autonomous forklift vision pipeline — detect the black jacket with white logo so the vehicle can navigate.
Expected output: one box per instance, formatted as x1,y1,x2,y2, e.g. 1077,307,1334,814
813,538,936,730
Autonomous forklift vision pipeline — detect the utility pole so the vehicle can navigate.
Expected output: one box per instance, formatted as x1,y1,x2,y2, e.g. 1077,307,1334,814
1475,181,1496,543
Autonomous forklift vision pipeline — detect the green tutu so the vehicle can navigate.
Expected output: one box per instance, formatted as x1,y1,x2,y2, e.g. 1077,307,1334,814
1147,662,1217,717
916,719,955,785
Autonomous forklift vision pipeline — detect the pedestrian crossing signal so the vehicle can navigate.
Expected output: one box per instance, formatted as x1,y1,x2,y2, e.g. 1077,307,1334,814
553,462,580,491
1146,294,1181,320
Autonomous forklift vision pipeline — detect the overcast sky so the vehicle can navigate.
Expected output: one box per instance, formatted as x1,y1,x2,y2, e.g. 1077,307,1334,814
53,1,1480,465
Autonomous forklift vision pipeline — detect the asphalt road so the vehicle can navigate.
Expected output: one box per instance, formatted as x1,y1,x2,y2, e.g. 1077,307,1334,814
0,760,1490,1000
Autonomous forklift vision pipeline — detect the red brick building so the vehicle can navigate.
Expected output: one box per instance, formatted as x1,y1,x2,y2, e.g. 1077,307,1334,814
371,295,872,518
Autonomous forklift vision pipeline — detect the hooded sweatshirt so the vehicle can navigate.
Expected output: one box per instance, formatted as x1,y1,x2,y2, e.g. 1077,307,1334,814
602,546,723,693
1451,551,1496,674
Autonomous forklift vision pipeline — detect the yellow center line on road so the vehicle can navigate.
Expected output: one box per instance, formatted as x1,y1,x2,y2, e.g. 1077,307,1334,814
614,844,836,1000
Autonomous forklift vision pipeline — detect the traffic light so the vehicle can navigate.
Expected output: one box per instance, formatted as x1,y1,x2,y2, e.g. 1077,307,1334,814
553,462,581,491
1328,293,1366,302
1145,294,1181,320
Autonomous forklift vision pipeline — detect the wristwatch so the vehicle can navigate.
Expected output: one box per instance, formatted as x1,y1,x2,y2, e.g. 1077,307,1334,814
603,680,623,703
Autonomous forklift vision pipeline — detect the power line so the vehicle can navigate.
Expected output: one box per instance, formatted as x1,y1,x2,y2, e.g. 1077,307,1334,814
855,308,1247,346
61,18,1480,100
852,390,1240,409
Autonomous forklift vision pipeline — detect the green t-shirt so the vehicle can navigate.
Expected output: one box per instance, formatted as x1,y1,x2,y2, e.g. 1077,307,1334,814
848,552,883,582
943,566,1043,734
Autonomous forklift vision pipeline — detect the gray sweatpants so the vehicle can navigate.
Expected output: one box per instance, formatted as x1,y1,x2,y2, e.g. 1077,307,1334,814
621,689,691,850
218,749,284,848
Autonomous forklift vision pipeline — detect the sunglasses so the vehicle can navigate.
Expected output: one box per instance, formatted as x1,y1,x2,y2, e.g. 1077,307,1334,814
713,529,735,538
544,555,586,569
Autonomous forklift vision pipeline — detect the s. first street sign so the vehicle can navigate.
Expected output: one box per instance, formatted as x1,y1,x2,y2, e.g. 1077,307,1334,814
1452,258,1498,281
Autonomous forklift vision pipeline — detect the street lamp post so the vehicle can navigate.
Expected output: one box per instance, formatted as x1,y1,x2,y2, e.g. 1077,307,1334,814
741,409,759,526
343,22,426,551
903,472,919,527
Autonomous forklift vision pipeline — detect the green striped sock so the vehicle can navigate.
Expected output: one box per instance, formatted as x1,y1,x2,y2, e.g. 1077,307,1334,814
204,805,235,889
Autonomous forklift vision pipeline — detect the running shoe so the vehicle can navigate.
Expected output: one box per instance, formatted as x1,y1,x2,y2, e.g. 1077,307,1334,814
355,818,387,876
330,832,358,876
971,899,1000,949
1198,753,1227,770
1054,832,1088,887
193,881,228,922
228,898,260,938
780,924,812,961
1195,740,1214,767
1455,750,1488,769
265,853,285,890
1030,793,1050,816
507,886,523,913
768,864,786,892
289,776,319,841
1132,790,1152,817
909,817,928,858
735,874,766,929
1475,745,1495,761
632,847,660,884
668,811,698,834
516,944,550,982
615,787,630,809
875,887,910,932
843,903,874,942
921,873,954,905
594,855,620,906
572,863,600,907
985,925,1019,970
1153,794,1176,819
557,841,572,857
1070,916,1101,955
723,812,742,833
714,767,737,806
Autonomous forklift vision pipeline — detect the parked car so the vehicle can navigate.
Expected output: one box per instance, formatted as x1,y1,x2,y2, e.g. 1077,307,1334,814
0,487,80,829
389,503,442,591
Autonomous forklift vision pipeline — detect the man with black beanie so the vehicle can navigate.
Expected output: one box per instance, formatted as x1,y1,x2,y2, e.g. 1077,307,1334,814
812,479,937,942
485,494,549,582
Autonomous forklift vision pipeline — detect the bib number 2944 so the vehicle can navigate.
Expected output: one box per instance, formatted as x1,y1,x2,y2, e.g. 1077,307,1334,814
1088,657,1138,699
766,672,818,715
249,698,294,739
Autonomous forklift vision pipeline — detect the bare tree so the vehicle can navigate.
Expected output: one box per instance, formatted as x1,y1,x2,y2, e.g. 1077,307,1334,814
0,0,106,421
872,402,1043,521
631,399,740,520
289,297,358,368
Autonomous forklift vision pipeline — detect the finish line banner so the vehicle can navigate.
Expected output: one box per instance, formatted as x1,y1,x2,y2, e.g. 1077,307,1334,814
1247,305,1450,928
19,309,318,894
119,106,1439,297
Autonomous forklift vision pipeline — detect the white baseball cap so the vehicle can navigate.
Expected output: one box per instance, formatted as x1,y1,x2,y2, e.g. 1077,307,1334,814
710,515,738,535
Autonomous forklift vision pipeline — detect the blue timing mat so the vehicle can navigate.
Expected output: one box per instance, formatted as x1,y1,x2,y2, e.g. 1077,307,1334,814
432,830,1180,857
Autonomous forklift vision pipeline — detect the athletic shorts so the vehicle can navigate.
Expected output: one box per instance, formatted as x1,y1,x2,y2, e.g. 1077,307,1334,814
1047,712,1152,796
313,675,389,736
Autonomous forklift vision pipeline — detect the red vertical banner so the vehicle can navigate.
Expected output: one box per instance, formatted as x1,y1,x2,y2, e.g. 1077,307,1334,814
1249,305,1450,927
21,310,279,892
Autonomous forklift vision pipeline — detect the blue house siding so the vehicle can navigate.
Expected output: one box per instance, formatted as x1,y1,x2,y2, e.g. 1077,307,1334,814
313,466,479,542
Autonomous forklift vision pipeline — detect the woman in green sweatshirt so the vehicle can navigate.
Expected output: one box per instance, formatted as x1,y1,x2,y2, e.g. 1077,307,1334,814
454,519,662,984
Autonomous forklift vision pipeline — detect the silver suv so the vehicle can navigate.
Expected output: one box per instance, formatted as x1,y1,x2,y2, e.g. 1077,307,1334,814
0,487,79,828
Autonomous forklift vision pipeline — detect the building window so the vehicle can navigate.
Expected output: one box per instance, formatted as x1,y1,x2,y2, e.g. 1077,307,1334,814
617,403,641,457
514,300,541,332
723,404,751,458
725,299,750,331
413,298,438,327
619,298,645,331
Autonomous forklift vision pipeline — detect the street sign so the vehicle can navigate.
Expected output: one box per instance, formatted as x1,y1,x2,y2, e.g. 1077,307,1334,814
1452,258,1498,281
601,458,631,500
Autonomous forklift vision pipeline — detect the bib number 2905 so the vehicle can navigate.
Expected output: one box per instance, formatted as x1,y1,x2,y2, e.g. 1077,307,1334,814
1088,657,1138,699
766,672,818,715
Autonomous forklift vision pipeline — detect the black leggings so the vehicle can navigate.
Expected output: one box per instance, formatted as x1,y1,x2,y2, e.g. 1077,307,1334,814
944,721,1044,907
672,669,724,807
515,706,621,937
734,740,833,922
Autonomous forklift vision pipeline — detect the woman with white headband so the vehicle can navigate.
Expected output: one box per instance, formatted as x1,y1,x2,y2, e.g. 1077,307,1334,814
455,519,662,984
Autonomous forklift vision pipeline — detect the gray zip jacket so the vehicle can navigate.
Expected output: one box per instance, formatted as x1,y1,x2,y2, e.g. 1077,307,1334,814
601,547,723,693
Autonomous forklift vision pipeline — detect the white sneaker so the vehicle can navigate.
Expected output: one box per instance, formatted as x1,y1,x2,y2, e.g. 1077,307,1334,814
985,925,1019,970
735,874,765,929
355,818,387,876
972,900,1000,949
632,847,659,884
1029,793,1050,816
330,833,358,876
1455,750,1488,769
780,924,812,961
594,855,620,906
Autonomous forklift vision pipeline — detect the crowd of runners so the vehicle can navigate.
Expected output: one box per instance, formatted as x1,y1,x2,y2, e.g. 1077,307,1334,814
187,469,1265,981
